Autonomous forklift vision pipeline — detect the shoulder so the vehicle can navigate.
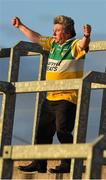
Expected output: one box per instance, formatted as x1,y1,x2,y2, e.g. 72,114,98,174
71,39,89,53
39,36,54,51
39,36,54,44
71,39,87,60
71,39,80,47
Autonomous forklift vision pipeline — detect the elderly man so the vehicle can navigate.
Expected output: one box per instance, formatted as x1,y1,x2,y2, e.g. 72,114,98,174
11,15,91,173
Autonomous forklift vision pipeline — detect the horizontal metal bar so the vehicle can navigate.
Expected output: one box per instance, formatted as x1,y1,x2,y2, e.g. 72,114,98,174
91,83,106,89
3,136,103,160
89,41,106,51
3,144,91,160
13,79,82,93
12,80,106,93
0,81,105,95
24,52,41,56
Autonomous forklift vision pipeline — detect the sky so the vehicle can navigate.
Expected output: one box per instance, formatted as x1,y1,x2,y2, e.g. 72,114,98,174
0,0,106,48
0,0,106,144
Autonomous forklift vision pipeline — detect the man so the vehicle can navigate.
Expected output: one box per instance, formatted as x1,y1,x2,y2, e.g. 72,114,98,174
11,15,91,173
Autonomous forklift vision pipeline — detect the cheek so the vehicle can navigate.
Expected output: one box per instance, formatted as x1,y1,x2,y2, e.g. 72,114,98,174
58,32,63,38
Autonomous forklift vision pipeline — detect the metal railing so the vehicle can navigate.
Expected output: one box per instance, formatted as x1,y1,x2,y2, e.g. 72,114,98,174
0,40,106,179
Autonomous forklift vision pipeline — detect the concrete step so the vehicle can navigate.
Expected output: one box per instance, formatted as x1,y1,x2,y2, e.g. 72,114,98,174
12,160,70,180
12,160,106,179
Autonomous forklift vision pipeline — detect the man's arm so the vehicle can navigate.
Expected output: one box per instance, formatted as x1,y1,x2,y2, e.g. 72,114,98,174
11,17,41,43
79,24,91,49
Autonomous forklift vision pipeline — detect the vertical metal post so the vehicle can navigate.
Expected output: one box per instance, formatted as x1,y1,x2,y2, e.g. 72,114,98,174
99,70,106,165
32,52,48,144
0,46,20,179
71,75,91,179
99,70,106,138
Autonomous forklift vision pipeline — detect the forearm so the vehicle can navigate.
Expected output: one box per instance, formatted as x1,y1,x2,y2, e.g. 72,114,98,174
18,24,41,43
79,35,90,49
79,24,91,50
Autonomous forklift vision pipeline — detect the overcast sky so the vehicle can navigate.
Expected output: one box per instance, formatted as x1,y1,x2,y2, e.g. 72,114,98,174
0,0,106,144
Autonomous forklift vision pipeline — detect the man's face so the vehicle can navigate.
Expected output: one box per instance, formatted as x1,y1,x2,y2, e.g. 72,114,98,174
53,24,69,45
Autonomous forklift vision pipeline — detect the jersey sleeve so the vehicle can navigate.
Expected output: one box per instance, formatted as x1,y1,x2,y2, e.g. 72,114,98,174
39,36,53,51
71,39,88,60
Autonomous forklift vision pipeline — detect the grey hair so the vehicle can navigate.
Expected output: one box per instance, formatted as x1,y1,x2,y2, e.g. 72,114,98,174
53,15,76,38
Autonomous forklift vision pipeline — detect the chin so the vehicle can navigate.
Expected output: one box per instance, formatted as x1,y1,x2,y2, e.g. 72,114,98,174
54,39,58,42
55,39,60,44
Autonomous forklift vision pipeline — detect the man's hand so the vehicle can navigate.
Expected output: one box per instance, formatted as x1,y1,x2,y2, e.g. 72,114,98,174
83,24,91,37
11,16,40,43
79,24,91,49
11,17,22,28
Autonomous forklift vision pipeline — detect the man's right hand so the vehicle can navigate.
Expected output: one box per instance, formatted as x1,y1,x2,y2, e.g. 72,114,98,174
11,16,40,43
11,17,22,28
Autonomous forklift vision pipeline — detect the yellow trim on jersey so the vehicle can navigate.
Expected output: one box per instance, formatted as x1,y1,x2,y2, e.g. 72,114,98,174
47,90,78,104
46,71,83,80
39,36,54,51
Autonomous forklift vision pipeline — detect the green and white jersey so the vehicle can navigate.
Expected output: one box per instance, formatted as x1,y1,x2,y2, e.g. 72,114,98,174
39,36,87,104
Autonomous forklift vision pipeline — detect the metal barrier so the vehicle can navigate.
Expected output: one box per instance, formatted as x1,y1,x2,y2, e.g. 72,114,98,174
0,41,106,179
